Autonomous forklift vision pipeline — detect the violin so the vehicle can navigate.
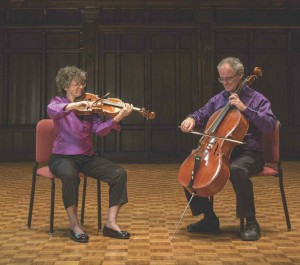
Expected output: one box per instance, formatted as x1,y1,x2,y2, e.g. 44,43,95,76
177,67,262,197
74,92,155,120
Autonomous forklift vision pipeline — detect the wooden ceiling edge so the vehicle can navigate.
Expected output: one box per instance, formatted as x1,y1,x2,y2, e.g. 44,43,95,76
2,0,300,9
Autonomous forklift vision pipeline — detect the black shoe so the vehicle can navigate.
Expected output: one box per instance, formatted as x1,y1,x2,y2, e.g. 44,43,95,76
103,225,130,239
187,217,220,233
70,230,89,243
241,221,261,241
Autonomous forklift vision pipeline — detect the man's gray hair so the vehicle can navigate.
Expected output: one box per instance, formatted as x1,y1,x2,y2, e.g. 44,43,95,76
217,57,244,75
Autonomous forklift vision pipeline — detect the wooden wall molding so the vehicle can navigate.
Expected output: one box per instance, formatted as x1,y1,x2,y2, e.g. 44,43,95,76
2,0,300,9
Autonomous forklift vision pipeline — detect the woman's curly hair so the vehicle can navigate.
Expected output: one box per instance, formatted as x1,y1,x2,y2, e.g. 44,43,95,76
55,66,87,95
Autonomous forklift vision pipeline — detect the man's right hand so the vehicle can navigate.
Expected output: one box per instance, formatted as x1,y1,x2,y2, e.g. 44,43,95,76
180,117,195,133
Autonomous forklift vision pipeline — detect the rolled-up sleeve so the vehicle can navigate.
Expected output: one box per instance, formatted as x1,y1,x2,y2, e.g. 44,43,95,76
47,97,69,119
92,115,121,136
243,95,277,133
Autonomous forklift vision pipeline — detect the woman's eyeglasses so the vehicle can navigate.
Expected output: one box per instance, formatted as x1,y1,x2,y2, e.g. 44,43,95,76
70,81,86,88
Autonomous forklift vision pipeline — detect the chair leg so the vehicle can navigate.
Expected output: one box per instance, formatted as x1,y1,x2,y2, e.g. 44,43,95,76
278,167,292,231
209,196,214,208
27,163,38,229
97,179,102,233
49,179,55,236
80,177,87,226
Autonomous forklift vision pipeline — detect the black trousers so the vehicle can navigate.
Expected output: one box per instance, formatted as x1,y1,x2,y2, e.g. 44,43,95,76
49,154,128,209
185,146,265,218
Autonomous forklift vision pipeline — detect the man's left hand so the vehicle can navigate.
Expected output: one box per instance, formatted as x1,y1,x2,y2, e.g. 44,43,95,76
229,93,247,111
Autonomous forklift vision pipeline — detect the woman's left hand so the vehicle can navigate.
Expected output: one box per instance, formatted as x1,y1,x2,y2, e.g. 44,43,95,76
113,103,133,123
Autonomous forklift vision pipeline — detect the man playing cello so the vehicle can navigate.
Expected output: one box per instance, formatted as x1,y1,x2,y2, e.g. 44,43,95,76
180,57,277,241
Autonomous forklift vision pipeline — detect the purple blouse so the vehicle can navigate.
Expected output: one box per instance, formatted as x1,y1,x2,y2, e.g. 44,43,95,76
189,86,277,151
47,96,121,156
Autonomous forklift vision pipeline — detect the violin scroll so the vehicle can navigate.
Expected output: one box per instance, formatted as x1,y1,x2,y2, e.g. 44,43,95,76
139,108,156,120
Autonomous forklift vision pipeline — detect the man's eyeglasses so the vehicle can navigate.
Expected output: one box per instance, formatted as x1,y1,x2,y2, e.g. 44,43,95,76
218,73,239,83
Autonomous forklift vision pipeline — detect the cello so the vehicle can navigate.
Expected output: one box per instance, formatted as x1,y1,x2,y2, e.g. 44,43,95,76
172,67,262,240
178,66,262,197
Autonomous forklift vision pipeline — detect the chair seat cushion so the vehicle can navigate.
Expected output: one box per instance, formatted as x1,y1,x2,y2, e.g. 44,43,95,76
37,166,55,179
255,166,278,176
37,166,86,179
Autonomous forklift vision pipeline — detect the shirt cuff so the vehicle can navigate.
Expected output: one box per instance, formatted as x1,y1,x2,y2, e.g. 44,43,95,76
242,107,255,121
110,119,121,131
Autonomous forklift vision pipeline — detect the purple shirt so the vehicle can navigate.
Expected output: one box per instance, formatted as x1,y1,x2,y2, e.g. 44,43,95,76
189,86,277,151
47,96,121,155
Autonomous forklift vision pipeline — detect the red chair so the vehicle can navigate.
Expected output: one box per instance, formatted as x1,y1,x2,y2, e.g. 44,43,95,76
211,120,291,232
240,120,291,231
27,119,102,235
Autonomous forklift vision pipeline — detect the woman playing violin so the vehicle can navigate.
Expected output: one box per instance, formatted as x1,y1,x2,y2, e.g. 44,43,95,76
180,57,277,241
47,66,133,242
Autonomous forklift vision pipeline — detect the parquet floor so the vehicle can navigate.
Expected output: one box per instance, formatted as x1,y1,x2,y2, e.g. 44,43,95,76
0,161,299,265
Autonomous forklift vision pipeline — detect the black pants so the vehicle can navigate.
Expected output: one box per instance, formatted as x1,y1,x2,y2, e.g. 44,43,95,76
49,154,128,209
185,146,265,218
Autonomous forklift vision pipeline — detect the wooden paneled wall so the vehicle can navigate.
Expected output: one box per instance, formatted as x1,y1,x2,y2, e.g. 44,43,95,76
0,4,299,162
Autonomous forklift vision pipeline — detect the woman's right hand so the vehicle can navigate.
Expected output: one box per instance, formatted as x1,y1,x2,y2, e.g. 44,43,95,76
65,101,92,111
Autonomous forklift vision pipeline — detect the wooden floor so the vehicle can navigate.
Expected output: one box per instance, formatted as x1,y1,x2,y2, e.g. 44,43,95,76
0,161,299,265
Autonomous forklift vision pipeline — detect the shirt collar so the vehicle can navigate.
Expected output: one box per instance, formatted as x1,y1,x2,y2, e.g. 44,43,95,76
222,85,249,99
222,90,230,98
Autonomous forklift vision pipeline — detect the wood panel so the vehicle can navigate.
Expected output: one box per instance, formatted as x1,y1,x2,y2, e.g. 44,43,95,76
214,28,300,159
290,52,300,126
254,54,288,124
8,53,42,125
253,30,289,124
0,26,83,161
290,29,300,127
151,52,176,126
0,32,4,127
0,4,300,161
120,52,145,126
98,30,197,160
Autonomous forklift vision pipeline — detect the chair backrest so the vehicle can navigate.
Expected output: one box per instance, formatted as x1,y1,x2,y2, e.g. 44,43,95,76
261,120,280,163
35,119,55,163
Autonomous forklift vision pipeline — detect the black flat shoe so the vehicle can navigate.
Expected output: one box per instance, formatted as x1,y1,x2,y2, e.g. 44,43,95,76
187,217,220,233
241,221,261,241
103,225,130,239
70,230,89,243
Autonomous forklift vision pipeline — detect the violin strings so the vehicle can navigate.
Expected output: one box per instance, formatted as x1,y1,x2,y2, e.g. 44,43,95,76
102,100,142,112
102,100,124,108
